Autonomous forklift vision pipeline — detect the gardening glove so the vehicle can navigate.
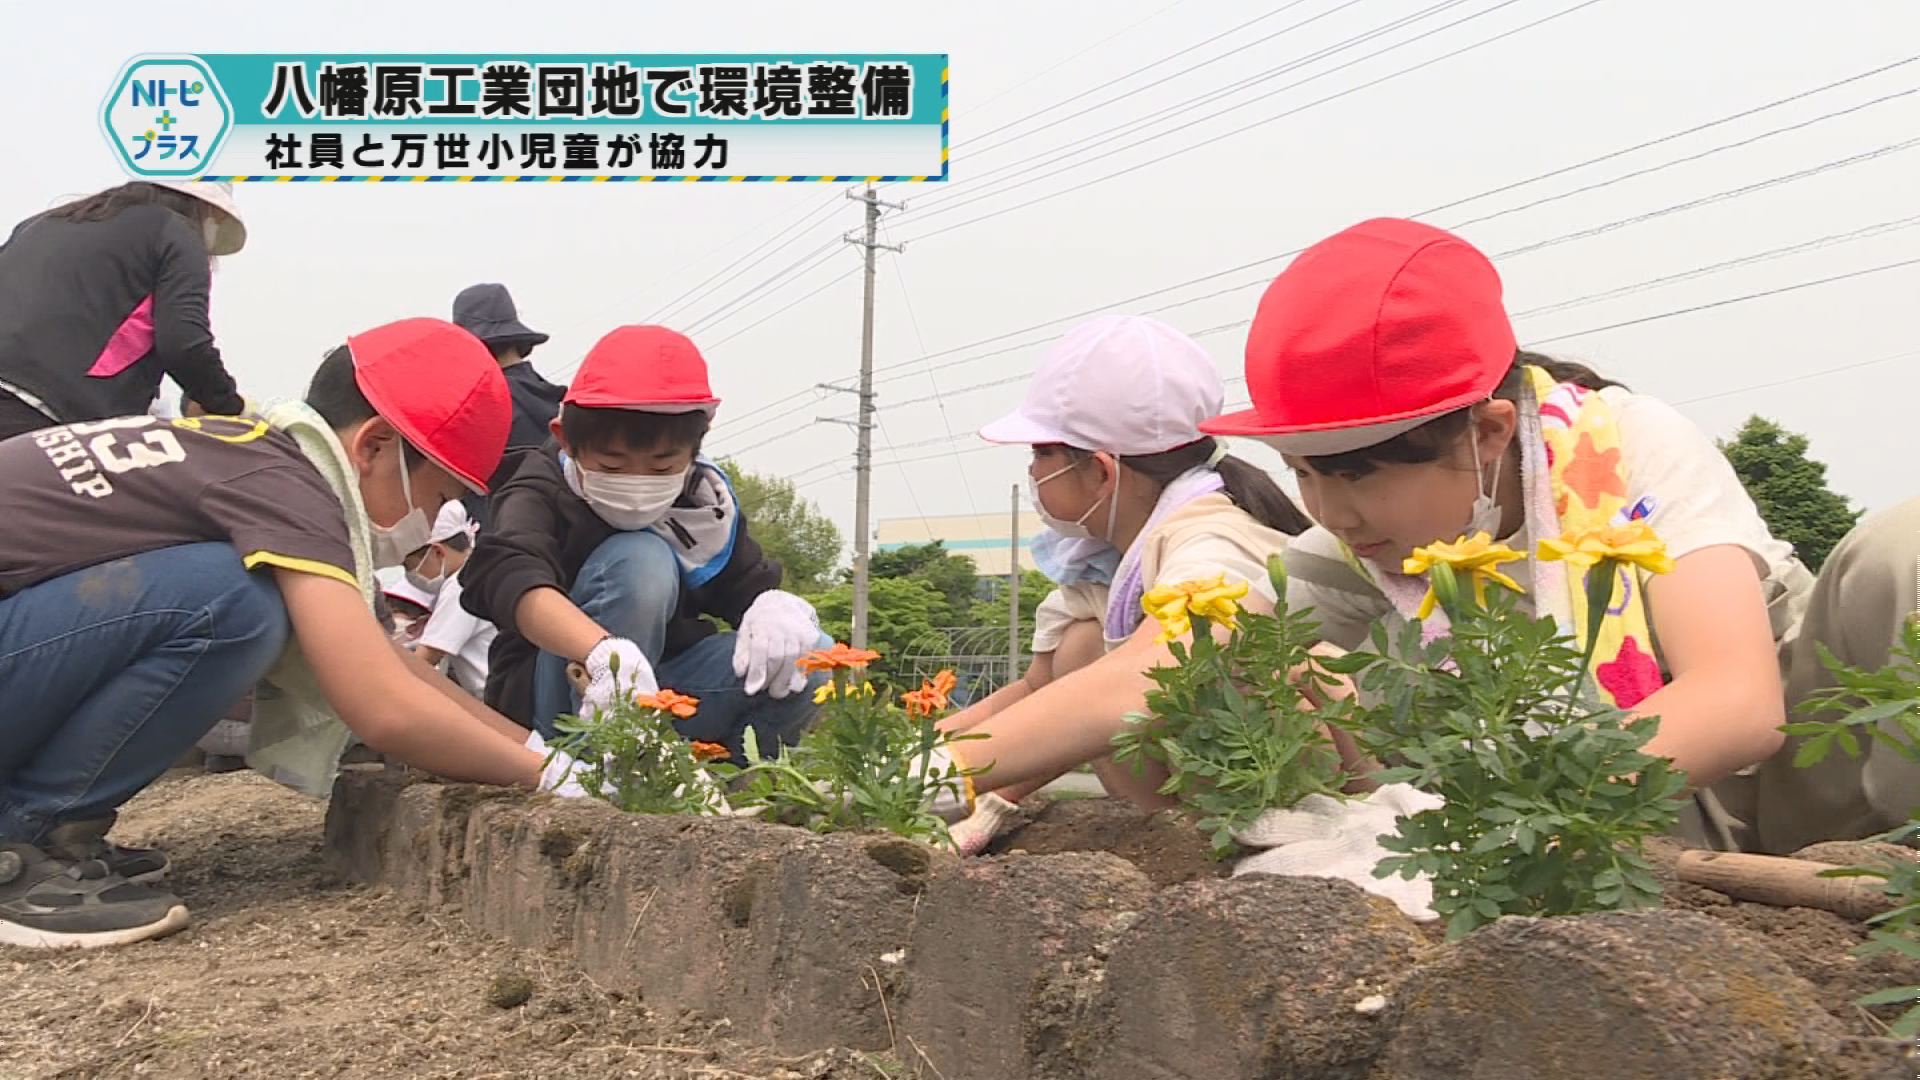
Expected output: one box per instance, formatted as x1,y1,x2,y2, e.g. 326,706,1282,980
1230,783,1443,921
948,791,1021,857
526,729,592,800
917,743,976,822
732,590,819,699
582,636,658,719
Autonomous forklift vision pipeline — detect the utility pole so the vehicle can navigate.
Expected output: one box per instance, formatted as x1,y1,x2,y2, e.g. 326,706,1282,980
1008,483,1022,686
840,184,903,649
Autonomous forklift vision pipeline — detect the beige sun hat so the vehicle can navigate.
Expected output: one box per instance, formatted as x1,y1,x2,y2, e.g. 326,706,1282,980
151,180,246,255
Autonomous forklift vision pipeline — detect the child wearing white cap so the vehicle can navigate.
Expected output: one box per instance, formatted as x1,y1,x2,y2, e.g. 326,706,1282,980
402,502,498,697
938,314,1318,854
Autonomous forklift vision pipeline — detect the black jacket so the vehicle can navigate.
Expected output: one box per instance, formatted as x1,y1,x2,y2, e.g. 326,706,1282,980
461,443,784,727
0,205,242,422
465,361,567,528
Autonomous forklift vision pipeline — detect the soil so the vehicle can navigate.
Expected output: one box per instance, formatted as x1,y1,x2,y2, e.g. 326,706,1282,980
0,770,884,1080
987,795,1229,887
1642,837,1920,1041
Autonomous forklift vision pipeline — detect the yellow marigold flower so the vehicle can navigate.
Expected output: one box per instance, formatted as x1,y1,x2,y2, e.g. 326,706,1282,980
1141,575,1251,644
814,682,839,705
1403,532,1526,618
1537,522,1675,575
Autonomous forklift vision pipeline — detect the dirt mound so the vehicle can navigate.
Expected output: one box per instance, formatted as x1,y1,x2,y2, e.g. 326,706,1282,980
0,770,883,1080
988,795,1228,886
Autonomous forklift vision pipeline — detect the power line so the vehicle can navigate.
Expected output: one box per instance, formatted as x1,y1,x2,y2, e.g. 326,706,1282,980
682,240,846,337
713,53,1916,440
895,0,1603,243
936,0,1195,122
1492,135,1920,260
960,0,1326,151
650,193,847,325
1525,255,1920,345
882,218,982,521
1669,346,1920,407
704,264,862,352
908,0,1478,213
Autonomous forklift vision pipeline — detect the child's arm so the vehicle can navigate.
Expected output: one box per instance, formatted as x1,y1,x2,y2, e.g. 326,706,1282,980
276,569,544,785
390,639,528,743
1636,544,1786,787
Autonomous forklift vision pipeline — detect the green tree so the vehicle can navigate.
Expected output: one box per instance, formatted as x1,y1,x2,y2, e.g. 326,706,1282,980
1718,416,1860,572
808,576,955,681
966,569,1056,633
720,460,844,593
867,540,980,612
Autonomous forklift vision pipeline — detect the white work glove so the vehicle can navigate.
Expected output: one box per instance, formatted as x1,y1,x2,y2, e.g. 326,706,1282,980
948,792,1020,857
1230,783,1443,921
526,729,591,799
731,590,820,699
582,636,658,718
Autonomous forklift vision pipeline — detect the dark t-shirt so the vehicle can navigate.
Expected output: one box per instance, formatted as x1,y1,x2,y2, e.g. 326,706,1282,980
0,414,356,597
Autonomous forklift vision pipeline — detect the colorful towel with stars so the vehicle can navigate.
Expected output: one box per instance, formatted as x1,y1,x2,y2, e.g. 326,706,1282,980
1528,365,1663,708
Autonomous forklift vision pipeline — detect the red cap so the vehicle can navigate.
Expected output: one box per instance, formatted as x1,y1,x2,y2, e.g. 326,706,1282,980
565,325,720,415
346,318,511,493
1200,218,1517,454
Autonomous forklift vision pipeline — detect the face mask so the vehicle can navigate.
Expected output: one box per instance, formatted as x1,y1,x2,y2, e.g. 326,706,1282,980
563,453,687,531
369,444,433,569
1028,458,1117,542
404,549,446,595
1465,430,1504,539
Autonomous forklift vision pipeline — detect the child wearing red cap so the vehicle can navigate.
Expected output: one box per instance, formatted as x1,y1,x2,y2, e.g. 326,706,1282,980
943,218,1912,860
460,325,829,761
0,318,591,949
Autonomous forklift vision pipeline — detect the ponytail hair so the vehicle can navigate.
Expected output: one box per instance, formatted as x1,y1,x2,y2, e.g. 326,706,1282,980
1065,438,1311,535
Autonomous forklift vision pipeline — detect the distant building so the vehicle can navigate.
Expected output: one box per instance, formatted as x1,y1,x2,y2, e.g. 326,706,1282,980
875,511,1043,577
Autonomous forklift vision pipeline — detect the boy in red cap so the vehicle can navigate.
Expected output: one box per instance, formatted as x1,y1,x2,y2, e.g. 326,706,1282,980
461,325,828,759
0,318,590,950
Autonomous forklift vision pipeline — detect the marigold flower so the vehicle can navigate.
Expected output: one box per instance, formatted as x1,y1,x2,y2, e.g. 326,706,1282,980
814,679,877,705
1141,575,1252,644
797,642,883,672
1536,522,1675,575
634,689,700,719
689,740,731,763
1403,533,1526,618
902,669,958,717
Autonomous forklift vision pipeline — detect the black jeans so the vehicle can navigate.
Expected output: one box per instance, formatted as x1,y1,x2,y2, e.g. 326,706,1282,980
0,391,54,443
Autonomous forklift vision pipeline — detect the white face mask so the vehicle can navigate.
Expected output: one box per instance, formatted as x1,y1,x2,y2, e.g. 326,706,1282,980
369,445,433,569
563,454,687,531
404,549,446,595
1028,456,1119,543
1465,429,1504,539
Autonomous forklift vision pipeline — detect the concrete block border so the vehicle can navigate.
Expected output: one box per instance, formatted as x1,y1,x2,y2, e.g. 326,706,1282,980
323,771,1912,1080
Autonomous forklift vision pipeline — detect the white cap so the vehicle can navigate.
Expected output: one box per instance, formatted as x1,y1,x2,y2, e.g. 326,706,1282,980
151,180,246,255
979,315,1224,455
377,567,437,611
428,501,473,545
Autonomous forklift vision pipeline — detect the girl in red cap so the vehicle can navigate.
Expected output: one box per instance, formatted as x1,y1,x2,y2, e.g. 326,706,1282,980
0,318,595,950
941,218,1912,860
932,314,1322,856
1200,217,1920,854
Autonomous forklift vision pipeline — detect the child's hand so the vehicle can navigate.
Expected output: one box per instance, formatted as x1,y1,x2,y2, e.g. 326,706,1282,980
733,590,820,699
582,636,658,718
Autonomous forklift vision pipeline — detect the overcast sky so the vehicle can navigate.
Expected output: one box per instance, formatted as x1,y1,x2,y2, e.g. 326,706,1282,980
10,0,1916,551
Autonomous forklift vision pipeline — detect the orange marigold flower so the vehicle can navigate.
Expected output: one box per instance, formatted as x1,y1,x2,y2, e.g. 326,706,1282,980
689,741,731,763
797,642,883,672
901,669,958,717
634,689,700,719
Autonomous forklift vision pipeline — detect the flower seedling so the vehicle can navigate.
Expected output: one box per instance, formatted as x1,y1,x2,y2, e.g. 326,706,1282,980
1323,528,1689,940
731,644,982,845
1111,562,1353,858
551,662,733,816
1789,616,1920,1036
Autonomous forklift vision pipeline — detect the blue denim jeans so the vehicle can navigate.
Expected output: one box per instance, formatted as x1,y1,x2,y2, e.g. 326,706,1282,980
530,530,827,760
0,543,290,843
